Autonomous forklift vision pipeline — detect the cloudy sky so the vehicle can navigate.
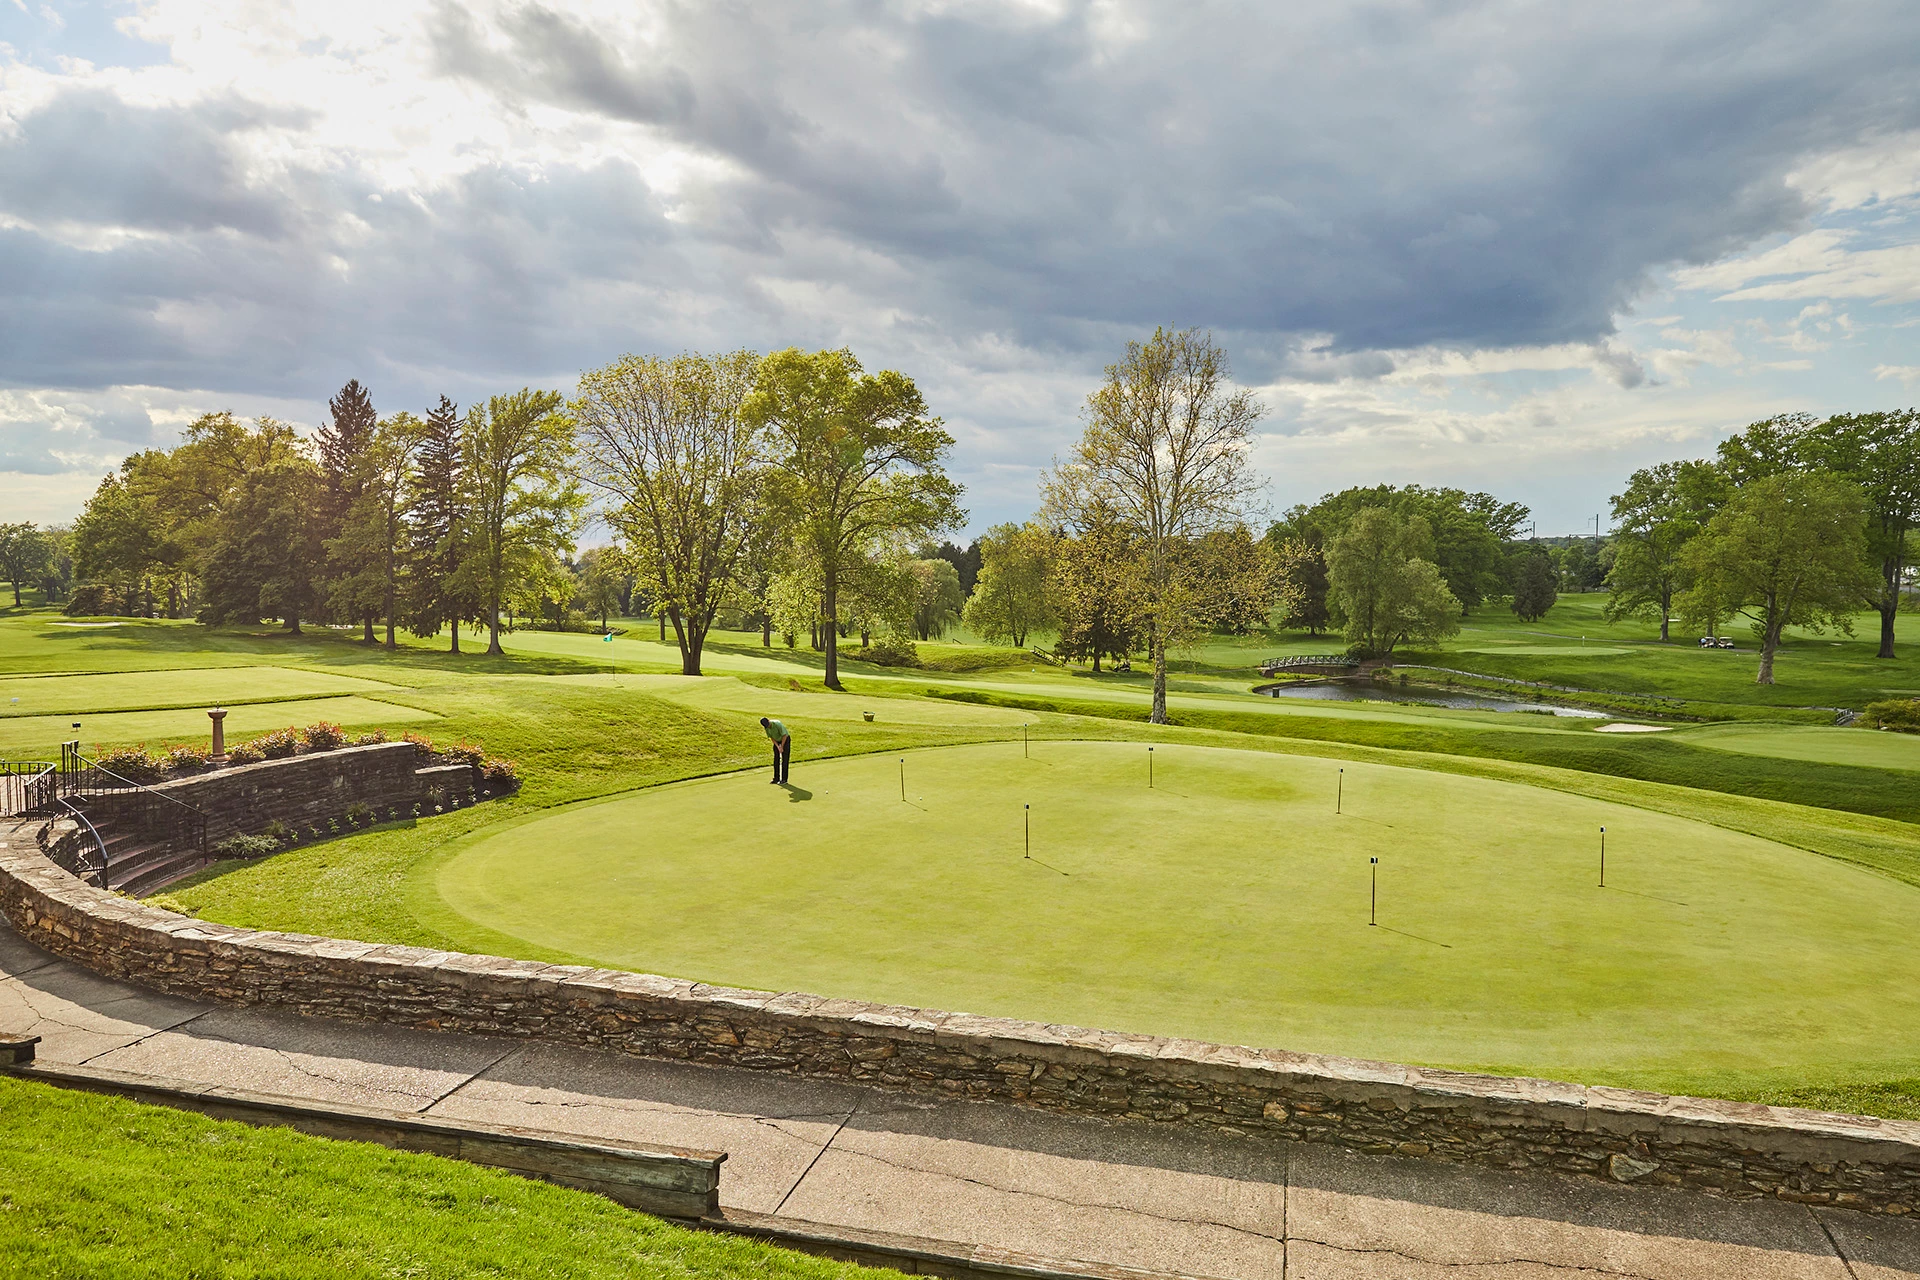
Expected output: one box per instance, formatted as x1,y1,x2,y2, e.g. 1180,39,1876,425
4,1,1919,537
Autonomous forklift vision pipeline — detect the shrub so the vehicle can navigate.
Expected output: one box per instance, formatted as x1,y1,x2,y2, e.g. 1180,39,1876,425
1864,698,1920,733
163,744,212,774
345,802,373,826
144,893,197,917
253,728,301,759
261,820,290,845
351,730,387,746
94,747,164,785
225,740,265,766
855,638,920,668
302,721,347,751
480,757,521,789
212,834,282,859
403,732,435,760
441,742,485,768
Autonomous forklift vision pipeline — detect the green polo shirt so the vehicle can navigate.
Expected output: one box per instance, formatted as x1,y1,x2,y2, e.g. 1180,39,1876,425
762,719,790,743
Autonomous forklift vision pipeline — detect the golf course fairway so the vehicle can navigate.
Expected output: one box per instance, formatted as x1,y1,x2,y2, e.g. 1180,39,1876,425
431,740,1920,1094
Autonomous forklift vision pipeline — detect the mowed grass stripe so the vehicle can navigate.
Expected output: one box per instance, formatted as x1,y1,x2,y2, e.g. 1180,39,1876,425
0,696,440,758
431,740,1920,1100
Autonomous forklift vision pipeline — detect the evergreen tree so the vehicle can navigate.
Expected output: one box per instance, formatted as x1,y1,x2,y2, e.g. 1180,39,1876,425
317,380,379,638
406,397,473,652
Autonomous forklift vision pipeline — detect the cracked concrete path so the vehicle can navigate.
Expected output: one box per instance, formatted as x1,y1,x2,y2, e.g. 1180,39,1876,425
2,918,1916,1278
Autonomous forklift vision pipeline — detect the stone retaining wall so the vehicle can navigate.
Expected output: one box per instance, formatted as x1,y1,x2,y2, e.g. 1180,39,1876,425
84,743,477,844
3,843,1916,1216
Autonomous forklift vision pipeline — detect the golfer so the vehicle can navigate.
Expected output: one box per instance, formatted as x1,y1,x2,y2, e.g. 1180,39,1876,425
760,717,792,784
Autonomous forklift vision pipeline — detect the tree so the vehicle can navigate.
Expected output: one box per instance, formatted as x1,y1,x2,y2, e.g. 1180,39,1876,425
317,379,381,641
1603,460,1727,641
1050,509,1149,671
574,546,626,632
1800,410,1920,659
198,456,328,631
963,522,1056,647
406,397,476,653
1510,546,1557,621
69,472,166,615
458,390,584,656
573,350,762,676
1678,472,1873,684
1284,485,1527,613
1043,328,1263,722
1271,537,1329,634
328,413,422,649
746,348,964,690
908,557,964,640
1177,527,1280,635
0,524,54,607
926,539,983,597
1324,508,1461,654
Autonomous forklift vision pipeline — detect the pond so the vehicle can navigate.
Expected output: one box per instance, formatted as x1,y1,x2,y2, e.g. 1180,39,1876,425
1257,679,1609,718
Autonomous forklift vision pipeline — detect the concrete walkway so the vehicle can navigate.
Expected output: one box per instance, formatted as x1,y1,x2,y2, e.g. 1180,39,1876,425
3,918,1917,1279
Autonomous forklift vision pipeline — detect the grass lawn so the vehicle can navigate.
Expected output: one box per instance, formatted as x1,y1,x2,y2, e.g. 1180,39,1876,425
7,605,1920,1118
0,1076,887,1280
421,740,1920,1104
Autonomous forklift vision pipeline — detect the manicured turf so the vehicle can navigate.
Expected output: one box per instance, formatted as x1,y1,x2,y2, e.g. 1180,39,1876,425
428,740,1920,1099
0,665,403,716
0,1076,887,1279
1675,722,1920,771
0,696,440,759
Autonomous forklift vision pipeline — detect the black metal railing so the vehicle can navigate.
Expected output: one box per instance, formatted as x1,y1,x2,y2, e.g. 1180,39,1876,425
0,761,58,818
44,797,109,886
58,742,209,857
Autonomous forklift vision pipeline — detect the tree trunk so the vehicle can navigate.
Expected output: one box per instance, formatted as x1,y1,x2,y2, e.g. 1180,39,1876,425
450,619,460,654
363,613,375,644
823,563,842,690
286,611,301,635
670,604,701,677
1878,557,1900,658
9,579,19,606
1880,604,1898,660
1756,632,1777,684
658,612,666,642
1149,618,1168,724
762,616,771,647
487,605,504,655
1658,586,1671,642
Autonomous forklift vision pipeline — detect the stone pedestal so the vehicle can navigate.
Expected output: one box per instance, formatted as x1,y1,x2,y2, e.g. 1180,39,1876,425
208,707,229,765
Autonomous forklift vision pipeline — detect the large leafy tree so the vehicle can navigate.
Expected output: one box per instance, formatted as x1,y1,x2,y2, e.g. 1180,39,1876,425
1678,471,1873,684
1049,506,1149,671
573,350,762,676
746,348,964,690
198,456,329,632
962,522,1057,647
0,523,54,607
1044,328,1263,722
1510,545,1558,622
69,471,166,615
1324,507,1461,654
458,390,584,656
908,557,965,640
1603,460,1727,641
406,397,476,652
1270,537,1330,635
1800,410,1920,659
1288,485,1527,613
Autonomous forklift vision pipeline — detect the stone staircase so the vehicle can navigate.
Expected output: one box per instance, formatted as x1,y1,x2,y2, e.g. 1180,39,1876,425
68,802,210,897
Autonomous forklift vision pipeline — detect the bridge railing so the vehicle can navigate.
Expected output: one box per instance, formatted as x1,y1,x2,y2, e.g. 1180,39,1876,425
1257,654,1358,674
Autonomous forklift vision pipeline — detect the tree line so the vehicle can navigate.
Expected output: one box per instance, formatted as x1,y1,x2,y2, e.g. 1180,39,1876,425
26,333,1914,694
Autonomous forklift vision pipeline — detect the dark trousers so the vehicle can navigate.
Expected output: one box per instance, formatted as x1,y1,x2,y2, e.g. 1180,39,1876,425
772,738,790,783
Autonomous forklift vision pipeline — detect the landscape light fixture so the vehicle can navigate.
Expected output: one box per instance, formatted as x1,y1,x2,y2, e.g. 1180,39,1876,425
1370,857,1378,926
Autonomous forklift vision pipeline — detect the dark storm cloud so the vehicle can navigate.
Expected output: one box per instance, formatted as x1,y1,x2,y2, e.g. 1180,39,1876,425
2,0,1917,433
428,0,1920,365
0,88,297,235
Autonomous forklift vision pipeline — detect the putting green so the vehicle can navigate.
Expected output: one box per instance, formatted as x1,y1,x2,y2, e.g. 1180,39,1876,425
432,741,1920,1091
1674,723,1920,771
